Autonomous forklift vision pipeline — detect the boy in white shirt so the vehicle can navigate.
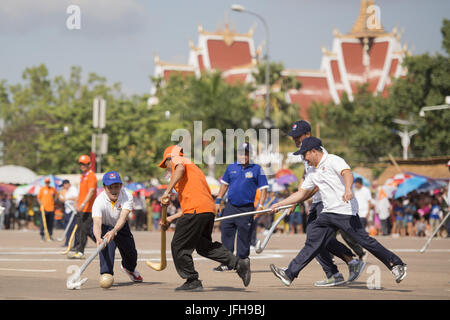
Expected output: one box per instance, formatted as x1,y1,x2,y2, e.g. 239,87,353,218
92,171,143,283
269,137,407,286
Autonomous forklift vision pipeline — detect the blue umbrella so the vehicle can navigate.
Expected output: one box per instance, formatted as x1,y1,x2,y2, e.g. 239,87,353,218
126,182,145,191
394,176,427,199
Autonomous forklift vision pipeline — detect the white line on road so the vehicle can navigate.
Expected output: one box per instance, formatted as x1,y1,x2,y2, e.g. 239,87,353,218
0,268,56,272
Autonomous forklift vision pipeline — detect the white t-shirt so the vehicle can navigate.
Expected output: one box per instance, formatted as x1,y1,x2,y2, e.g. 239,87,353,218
63,186,78,212
301,153,358,215
354,185,372,217
375,197,391,220
300,147,328,203
92,188,133,227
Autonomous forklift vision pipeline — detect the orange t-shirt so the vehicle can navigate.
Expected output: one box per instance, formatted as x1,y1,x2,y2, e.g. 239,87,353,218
171,156,215,215
78,170,97,212
38,186,57,212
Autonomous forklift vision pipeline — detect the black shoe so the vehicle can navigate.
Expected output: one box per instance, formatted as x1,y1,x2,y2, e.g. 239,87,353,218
236,258,251,287
175,279,203,291
213,264,232,272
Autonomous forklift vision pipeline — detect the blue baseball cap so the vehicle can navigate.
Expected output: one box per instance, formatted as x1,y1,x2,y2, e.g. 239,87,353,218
294,137,322,156
288,120,311,138
102,171,122,186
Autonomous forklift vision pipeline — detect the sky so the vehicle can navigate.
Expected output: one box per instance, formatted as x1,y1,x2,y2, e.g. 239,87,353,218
1,0,449,96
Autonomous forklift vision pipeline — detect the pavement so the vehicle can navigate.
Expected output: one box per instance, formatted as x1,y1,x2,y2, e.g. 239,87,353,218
0,228,449,300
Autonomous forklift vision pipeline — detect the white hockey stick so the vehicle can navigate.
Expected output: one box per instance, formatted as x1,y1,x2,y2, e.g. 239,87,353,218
255,209,290,254
57,203,76,242
419,209,449,253
66,242,106,289
214,204,294,222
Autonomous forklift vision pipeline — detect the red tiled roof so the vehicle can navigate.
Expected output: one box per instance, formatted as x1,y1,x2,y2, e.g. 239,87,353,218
207,40,252,71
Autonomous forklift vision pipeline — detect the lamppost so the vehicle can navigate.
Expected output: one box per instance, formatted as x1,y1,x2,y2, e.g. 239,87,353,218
392,118,418,160
419,96,450,117
231,4,271,128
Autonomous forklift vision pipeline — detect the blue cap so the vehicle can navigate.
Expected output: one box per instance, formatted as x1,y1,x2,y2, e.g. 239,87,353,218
294,137,322,156
288,120,311,138
102,171,122,186
237,142,252,153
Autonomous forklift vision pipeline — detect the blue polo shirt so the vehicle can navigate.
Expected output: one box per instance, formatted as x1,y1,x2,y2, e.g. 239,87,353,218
221,162,268,207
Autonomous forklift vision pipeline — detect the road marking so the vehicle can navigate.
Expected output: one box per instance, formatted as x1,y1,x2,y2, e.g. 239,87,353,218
0,268,56,272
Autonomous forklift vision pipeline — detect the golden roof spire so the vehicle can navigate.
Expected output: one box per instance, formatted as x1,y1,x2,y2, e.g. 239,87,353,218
349,0,386,37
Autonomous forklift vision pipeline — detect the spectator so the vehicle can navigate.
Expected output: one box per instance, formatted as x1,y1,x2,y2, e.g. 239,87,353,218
353,177,373,231
403,199,416,236
392,199,405,237
429,198,442,236
375,194,391,236
151,199,161,231
289,203,304,234
37,177,58,241
416,216,427,237
133,190,146,231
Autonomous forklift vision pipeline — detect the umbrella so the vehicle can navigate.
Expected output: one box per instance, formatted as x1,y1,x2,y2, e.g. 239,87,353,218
275,168,298,186
0,165,37,184
126,182,146,192
394,176,427,199
0,183,17,195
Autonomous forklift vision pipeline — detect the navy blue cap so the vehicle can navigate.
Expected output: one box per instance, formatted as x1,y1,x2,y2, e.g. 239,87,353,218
354,177,363,184
237,142,252,153
288,120,311,138
102,171,122,186
59,179,70,187
294,137,322,156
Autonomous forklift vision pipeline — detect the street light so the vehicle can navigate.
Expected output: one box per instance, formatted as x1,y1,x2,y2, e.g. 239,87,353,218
419,96,450,117
231,4,271,125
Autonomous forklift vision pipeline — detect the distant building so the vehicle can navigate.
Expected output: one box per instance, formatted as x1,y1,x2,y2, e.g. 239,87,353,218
150,0,408,120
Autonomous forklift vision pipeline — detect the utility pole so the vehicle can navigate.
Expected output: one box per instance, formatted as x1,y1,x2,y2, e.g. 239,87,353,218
92,97,108,173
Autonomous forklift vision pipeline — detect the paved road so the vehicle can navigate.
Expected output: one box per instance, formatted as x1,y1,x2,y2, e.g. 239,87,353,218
0,229,449,300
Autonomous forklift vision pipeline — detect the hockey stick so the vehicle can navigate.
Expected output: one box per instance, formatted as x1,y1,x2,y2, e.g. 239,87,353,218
255,208,290,254
66,241,107,289
57,203,76,242
60,224,78,255
214,204,294,222
146,203,168,271
420,197,449,253
40,206,51,242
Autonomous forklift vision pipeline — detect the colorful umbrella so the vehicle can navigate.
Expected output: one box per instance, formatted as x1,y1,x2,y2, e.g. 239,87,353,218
275,168,298,185
394,176,427,199
126,182,146,191
0,183,17,195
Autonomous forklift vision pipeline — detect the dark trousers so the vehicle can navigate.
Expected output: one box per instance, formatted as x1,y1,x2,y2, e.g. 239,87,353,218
75,212,95,254
134,209,145,231
172,212,239,281
286,212,404,280
308,202,354,278
40,211,54,237
220,202,255,259
99,222,138,275
338,229,366,258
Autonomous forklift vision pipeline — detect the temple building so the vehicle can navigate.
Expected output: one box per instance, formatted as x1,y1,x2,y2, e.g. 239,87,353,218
150,0,408,120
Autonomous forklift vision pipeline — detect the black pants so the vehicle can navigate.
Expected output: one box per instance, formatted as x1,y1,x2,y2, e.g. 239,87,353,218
220,202,255,259
286,212,404,280
171,212,239,281
40,211,54,237
75,212,95,253
99,222,138,275
307,203,354,278
134,209,146,231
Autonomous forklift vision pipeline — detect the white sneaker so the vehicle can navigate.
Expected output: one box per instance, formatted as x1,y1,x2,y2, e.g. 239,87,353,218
121,265,143,282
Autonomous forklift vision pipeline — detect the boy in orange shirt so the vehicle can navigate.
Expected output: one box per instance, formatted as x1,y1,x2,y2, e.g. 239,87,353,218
158,145,251,291
69,155,97,259
37,177,57,241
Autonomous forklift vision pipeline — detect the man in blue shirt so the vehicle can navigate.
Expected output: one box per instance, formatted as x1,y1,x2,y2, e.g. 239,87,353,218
213,143,268,271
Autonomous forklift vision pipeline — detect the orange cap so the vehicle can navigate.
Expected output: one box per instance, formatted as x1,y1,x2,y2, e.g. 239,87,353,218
78,155,90,164
159,145,183,168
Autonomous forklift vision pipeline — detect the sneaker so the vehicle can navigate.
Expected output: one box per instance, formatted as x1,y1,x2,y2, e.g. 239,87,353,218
175,279,203,291
270,264,292,287
121,265,143,282
315,273,346,287
391,264,407,283
68,251,85,259
213,264,232,272
348,260,366,282
236,258,251,287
